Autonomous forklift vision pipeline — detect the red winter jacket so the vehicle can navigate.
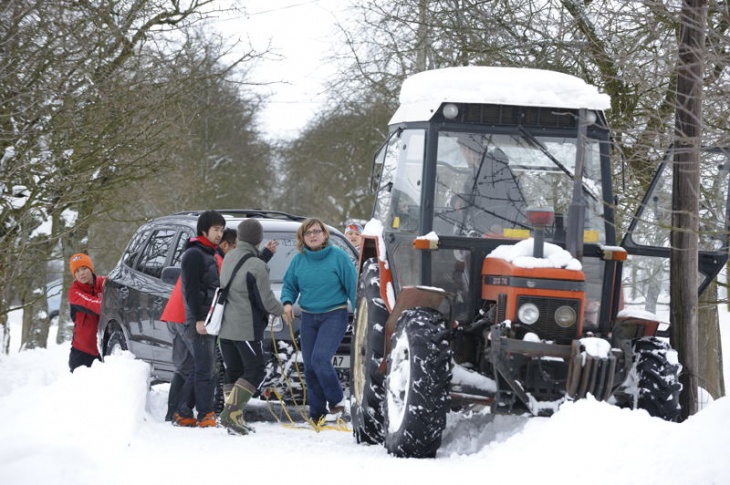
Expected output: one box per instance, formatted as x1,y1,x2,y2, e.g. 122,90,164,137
161,247,223,325
68,275,106,356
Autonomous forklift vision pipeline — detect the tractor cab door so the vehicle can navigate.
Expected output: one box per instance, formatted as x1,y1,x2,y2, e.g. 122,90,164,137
620,147,730,321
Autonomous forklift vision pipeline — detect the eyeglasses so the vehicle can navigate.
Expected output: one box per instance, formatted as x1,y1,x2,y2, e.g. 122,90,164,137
303,229,323,237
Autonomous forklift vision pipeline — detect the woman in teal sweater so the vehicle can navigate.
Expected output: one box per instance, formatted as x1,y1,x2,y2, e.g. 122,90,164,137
281,218,357,422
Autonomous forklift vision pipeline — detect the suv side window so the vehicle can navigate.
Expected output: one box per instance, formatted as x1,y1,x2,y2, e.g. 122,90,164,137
330,234,358,265
170,229,193,268
135,229,176,279
123,228,151,268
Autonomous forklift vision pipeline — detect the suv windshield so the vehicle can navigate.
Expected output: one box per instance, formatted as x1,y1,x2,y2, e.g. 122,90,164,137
263,231,355,282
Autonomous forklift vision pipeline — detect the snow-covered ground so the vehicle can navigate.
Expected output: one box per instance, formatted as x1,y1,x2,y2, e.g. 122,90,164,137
1,309,729,485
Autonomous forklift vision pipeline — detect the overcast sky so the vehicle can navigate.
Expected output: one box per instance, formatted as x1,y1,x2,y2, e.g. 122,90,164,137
210,0,348,140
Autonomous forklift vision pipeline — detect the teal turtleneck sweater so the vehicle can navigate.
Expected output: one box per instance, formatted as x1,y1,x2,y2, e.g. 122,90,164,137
281,245,357,313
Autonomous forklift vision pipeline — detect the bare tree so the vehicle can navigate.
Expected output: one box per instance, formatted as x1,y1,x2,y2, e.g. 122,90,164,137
671,0,707,419
91,30,275,273
276,95,393,225
0,0,258,352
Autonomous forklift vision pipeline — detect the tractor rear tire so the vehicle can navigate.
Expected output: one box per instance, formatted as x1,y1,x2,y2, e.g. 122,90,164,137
632,337,682,422
351,258,388,445
384,307,451,458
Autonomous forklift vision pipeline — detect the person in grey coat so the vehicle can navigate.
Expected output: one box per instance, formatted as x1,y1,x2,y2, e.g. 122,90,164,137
217,218,285,435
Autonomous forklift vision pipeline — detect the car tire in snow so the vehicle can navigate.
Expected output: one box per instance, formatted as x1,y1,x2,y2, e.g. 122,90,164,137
104,327,128,356
261,339,306,405
384,307,451,458
351,258,388,445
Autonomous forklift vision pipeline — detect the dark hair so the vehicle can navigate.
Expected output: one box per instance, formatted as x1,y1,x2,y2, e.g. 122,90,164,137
222,228,237,246
196,210,226,236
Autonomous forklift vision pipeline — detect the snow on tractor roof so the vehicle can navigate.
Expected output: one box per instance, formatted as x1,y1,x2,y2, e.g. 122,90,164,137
389,66,611,125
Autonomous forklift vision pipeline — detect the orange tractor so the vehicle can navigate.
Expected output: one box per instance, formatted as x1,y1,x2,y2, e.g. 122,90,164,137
349,66,730,458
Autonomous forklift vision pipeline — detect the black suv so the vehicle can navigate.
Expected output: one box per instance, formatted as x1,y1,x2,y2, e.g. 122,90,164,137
98,209,358,401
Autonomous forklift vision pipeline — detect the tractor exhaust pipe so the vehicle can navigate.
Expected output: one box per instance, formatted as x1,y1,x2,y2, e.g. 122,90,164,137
527,208,555,259
565,108,591,262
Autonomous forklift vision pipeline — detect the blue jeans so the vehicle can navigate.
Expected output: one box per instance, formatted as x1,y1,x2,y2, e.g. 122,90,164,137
299,308,348,420
177,323,217,417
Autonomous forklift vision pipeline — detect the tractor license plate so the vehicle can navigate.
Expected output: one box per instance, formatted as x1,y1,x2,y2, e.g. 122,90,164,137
332,355,350,368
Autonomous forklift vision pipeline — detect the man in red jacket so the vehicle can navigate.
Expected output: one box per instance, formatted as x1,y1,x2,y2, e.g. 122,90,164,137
68,253,106,372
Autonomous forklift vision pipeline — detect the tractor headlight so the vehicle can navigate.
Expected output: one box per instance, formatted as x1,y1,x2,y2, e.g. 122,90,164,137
554,306,577,328
442,103,459,119
518,303,539,325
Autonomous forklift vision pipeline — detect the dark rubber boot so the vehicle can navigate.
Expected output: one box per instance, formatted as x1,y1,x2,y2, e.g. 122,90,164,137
165,373,185,422
219,378,256,435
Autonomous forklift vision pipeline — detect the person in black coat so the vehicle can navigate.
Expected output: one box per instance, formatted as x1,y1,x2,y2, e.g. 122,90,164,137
172,210,226,428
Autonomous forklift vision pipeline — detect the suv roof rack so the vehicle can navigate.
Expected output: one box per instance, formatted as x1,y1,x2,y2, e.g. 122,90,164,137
172,209,307,222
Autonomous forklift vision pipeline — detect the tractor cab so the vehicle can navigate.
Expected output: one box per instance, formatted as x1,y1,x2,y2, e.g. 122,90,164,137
367,66,617,333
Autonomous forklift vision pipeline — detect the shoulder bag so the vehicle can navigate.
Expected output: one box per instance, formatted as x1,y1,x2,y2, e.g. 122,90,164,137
204,254,254,335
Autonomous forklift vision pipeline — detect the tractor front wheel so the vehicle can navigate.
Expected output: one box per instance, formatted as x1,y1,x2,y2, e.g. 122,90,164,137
384,307,451,458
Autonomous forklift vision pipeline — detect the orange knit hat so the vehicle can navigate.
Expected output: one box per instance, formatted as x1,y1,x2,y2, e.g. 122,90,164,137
69,253,94,275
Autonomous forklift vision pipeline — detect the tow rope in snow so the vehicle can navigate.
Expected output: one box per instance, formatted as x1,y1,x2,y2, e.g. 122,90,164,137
260,323,351,433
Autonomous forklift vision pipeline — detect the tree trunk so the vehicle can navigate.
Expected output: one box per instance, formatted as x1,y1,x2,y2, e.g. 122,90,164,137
670,0,706,420
414,0,430,72
699,279,725,400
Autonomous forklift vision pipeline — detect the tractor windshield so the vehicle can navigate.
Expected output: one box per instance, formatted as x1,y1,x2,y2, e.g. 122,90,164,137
433,131,606,244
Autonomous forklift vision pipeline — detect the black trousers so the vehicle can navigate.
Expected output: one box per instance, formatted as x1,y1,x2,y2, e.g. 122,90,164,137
69,347,100,372
218,338,266,390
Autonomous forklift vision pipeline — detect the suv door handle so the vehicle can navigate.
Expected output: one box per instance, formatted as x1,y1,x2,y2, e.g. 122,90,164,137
119,287,129,299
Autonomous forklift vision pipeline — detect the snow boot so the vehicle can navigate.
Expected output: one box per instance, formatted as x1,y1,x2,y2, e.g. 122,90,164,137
198,411,218,428
172,412,197,427
325,398,348,422
165,372,186,422
219,378,255,435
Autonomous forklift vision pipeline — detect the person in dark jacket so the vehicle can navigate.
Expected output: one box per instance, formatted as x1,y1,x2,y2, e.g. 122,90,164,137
217,219,285,435
171,210,226,428
162,223,279,422
281,218,357,423
68,253,106,372
219,228,238,255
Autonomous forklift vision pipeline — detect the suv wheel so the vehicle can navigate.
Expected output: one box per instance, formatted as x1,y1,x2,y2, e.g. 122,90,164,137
105,328,128,356
261,339,306,405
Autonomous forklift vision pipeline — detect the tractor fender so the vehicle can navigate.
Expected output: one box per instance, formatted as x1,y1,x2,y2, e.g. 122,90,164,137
359,234,395,312
377,286,453,374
